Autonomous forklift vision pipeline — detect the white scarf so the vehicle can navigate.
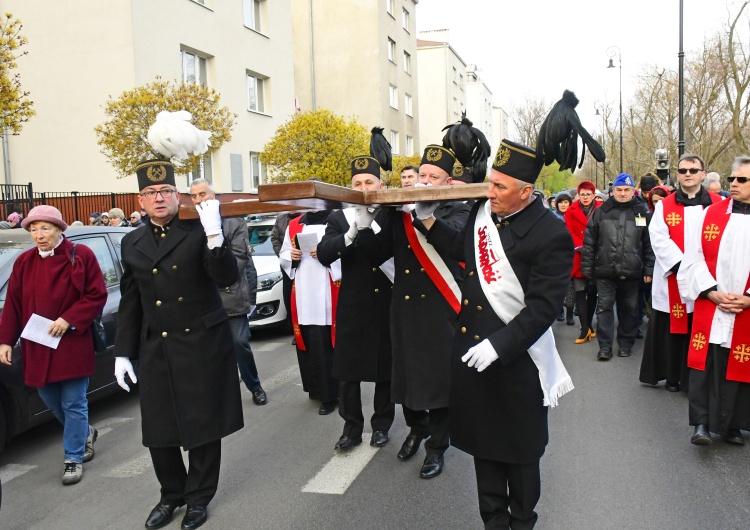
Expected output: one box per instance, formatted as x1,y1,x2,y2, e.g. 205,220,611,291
474,200,574,407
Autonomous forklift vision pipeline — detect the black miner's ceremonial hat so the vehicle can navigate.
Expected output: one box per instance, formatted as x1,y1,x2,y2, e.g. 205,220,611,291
135,159,176,191
351,156,381,178
491,139,544,184
420,144,456,176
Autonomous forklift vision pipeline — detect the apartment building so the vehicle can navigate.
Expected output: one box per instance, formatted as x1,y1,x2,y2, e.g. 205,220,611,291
492,106,510,152
291,0,420,156
2,0,296,193
464,65,495,150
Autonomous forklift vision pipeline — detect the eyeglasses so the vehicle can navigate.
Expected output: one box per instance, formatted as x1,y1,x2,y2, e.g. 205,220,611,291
676,168,704,175
578,193,594,198
728,176,749,184
140,188,176,200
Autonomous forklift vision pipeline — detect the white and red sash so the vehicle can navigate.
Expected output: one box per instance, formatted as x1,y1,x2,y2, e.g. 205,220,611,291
661,193,721,333
473,201,574,407
401,212,461,313
288,217,340,351
687,199,750,382
342,208,394,283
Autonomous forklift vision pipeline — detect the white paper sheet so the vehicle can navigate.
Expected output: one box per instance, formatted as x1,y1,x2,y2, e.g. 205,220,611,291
20,313,61,349
297,232,320,254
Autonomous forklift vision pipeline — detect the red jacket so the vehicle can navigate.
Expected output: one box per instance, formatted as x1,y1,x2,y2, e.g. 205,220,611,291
0,237,107,387
565,199,601,279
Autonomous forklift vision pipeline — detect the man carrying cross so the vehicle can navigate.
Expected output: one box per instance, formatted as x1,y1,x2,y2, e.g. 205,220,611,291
678,155,750,446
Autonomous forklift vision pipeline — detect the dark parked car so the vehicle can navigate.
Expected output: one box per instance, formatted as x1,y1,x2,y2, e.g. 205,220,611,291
0,226,134,453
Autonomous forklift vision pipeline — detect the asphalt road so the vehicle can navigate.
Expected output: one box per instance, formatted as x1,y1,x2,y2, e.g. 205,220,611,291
1,321,749,529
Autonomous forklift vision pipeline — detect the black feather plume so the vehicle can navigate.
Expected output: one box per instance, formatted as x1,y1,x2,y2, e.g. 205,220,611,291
441,113,492,183
536,90,606,172
369,127,392,171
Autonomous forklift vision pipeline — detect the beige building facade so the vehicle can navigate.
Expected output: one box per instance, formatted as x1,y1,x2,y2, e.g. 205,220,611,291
2,0,296,193
291,0,420,156
464,65,495,150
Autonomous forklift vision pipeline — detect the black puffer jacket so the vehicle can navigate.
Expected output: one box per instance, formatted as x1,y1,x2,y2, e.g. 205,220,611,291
581,196,654,280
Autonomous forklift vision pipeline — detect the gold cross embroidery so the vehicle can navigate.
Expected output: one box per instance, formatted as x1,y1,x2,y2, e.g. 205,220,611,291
703,223,720,241
733,344,750,363
692,332,707,350
671,304,685,319
666,213,682,227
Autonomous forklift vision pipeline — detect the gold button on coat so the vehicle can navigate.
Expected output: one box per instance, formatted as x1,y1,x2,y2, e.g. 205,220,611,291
420,294,426,298
405,269,410,274
374,289,379,293
477,306,483,311
405,295,410,300
461,327,467,333
155,301,162,307
474,335,480,340
172,265,178,271
160,233,166,238
372,268,377,272
178,297,184,302
469,271,475,276
463,299,469,306
152,269,158,275
161,332,168,338
185,329,190,333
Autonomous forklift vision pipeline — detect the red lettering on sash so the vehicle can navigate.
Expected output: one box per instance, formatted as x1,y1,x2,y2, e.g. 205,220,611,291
477,226,501,284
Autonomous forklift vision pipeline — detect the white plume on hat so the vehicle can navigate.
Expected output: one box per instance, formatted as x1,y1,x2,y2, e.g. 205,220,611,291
147,110,212,161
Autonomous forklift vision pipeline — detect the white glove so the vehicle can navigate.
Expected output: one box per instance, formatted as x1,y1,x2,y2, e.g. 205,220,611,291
415,201,438,220
344,215,358,246
115,357,138,392
354,206,375,230
462,339,499,372
401,203,416,213
195,199,222,237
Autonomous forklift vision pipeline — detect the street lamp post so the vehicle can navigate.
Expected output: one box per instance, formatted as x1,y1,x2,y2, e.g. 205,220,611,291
606,46,623,175
595,107,606,190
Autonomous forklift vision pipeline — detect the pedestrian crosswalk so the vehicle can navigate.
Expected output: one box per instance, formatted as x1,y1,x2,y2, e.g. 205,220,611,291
302,433,379,495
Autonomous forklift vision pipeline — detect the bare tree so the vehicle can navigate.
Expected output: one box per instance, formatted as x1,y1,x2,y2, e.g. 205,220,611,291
510,97,548,148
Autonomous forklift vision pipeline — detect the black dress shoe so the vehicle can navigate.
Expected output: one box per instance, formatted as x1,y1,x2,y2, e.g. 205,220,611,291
318,400,337,415
397,433,427,460
334,435,362,451
617,347,632,357
665,382,680,392
724,428,745,445
419,454,444,479
690,424,712,446
597,348,613,361
181,505,207,530
145,501,184,530
370,430,389,447
251,387,267,406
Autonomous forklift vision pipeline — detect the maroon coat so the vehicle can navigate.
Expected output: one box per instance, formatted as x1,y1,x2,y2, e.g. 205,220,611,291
0,237,107,387
565,199,600,279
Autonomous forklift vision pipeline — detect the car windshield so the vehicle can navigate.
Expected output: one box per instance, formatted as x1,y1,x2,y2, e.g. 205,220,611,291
248,223,276,256
0,244,26,271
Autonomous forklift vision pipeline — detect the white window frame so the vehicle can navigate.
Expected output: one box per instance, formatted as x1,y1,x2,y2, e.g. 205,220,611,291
390,130,399,154
405,93,413,116
250,151,266,189
389,85,398,110
243,0,263,32
188,153,212,184
247,72,267,113
402,8,410,31
403,51,411,74
406,135,414,155
386,0,394,17
387,38,396,63
181,49,208,86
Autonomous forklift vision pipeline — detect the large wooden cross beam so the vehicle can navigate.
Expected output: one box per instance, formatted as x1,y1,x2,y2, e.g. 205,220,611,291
178,181,489,219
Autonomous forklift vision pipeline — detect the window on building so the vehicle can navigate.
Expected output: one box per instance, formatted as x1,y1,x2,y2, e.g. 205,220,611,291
405,93,413,116
243,0,263,32
452,66,457,84
459,74,464,88
247,72,267,113
403,51,411,74
390,130,399,154
388,38,396,63
181,49,208,85
389,85,398,109
402,8,410,31
386,0,394,16
188,153,212,185
250,152,266,189
406,135,414,155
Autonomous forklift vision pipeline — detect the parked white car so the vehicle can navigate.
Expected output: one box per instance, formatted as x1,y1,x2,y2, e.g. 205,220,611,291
247,217,288,329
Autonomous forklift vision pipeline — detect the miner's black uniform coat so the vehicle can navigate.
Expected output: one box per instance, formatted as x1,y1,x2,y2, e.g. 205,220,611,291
317,210,392,382
357,202,470,411
115,218,244,450
427,198,573,463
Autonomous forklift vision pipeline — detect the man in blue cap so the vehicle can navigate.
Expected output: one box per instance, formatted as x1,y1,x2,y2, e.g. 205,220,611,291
581,173,655,360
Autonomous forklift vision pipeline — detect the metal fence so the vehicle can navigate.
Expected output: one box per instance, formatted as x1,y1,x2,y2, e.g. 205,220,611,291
0,183,140,225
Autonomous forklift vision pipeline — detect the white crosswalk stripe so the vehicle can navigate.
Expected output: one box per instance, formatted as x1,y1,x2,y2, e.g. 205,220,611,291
93,416,133,436
302,433,379,495
0,463,38,483
261,365,300,392
253,341,286,352
103,453,153,478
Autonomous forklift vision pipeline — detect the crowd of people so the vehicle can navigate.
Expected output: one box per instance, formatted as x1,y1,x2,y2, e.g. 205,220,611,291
2,98,749,530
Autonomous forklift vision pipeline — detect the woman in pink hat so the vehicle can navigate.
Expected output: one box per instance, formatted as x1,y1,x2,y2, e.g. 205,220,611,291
0,205,107,485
